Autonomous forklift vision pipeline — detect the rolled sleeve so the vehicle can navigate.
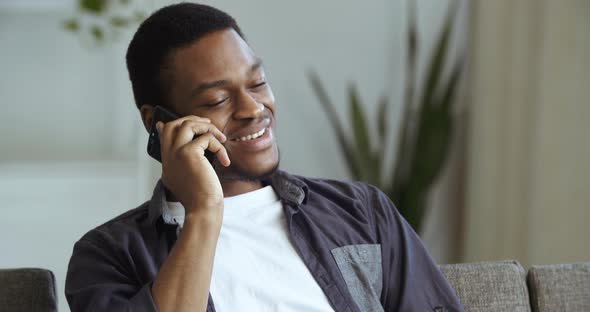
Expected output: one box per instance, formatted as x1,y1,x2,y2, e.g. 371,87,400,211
65,236,158,312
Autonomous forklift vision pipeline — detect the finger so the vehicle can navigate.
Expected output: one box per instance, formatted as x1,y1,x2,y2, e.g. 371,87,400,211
173,121,226,149
158,120,177,157
169,115,211,124
183,134,231,167
158,115,212,155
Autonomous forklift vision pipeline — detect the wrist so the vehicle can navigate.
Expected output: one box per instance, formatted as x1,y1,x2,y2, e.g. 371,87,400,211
184,202,223,230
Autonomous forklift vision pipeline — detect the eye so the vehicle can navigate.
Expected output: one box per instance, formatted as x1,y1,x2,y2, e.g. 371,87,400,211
251,81,267,90
205,97,228,107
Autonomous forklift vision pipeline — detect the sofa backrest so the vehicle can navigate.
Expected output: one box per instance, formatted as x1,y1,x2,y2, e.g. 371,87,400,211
527,263,590,312
0,268,58,312
440,260,531,312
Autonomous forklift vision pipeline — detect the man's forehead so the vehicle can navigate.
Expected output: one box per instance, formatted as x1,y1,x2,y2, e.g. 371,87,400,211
169,29,260,80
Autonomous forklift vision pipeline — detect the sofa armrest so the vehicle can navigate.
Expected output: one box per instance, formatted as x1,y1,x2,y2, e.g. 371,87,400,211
0,268,58,312
527,262,590,312
440,260,531,312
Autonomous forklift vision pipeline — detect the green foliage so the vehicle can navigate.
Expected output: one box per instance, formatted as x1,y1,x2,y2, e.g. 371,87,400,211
90,25,104,41
63,0,147,44
79,0,107,14
309,0,463,232
63,19,80,32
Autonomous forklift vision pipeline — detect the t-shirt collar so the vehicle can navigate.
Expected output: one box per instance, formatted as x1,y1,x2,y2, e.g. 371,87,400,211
147,170,308,225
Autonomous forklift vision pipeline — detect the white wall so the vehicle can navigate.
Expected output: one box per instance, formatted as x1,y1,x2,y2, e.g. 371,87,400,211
0,1,466,311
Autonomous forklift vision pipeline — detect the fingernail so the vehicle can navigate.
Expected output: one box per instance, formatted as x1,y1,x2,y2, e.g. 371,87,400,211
156,122,162,133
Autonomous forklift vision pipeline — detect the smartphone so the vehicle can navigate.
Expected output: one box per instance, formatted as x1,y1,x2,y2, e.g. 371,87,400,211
147,105,215,163
147,105,178,162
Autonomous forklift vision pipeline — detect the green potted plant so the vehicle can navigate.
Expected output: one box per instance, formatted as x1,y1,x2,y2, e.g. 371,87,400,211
308,0,463,232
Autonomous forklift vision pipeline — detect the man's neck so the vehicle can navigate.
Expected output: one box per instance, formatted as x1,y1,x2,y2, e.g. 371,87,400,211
164,179,264,202
221,179,264,197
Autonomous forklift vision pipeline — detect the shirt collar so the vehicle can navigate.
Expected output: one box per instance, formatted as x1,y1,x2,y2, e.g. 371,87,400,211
147,170,308,225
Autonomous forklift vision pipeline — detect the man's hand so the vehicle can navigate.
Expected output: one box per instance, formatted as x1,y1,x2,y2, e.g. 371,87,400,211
152,115,231,312
156,115,231,221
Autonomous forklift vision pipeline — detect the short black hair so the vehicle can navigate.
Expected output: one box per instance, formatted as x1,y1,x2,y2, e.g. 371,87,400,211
126,2,244,109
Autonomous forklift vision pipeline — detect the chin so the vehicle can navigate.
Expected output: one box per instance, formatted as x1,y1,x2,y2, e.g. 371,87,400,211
217,149,280,182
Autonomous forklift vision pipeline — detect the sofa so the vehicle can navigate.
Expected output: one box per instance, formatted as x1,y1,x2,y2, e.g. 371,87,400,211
1,261,588,311
0,268,57,312
440,261,590,311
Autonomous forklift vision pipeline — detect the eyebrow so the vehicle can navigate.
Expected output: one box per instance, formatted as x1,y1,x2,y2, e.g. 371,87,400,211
190,58,264,97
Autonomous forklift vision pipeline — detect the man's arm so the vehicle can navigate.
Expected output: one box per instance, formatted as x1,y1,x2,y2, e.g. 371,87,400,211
151,209,221,312
65,205,222,312
66,116,230,312
147,117,230,312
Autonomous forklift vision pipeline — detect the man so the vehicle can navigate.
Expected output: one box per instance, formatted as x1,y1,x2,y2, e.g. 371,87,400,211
66,3,462,312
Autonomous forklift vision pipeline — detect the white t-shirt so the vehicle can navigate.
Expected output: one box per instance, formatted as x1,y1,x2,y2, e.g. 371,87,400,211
163,185,335,312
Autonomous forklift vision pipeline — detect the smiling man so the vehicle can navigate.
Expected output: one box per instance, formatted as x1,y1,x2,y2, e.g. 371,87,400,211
65,3,462,312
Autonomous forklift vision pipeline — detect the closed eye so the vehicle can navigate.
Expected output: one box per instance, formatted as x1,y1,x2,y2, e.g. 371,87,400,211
251,81,267,90
206,97,228,107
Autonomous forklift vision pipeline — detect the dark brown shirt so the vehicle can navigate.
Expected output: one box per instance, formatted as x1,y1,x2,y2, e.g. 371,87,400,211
65,170,462,312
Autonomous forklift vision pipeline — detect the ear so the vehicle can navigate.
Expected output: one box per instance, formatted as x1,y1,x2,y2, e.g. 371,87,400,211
139,104,155,133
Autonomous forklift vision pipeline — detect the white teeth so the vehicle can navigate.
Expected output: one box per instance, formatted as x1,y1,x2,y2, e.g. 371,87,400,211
236,128,266,141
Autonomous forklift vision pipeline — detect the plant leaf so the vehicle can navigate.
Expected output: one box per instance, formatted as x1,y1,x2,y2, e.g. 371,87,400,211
421,0,456,110
110,16,129,28
391,0,461,232
308,71,360,179
79,0,107,14
377,95,388,142
393,0,419,197
63,18,79,32
376,95,389,185
349,84,376,183
407,0,418,87
90,25,104,41
440,62,462,112
411,108,452,190
400,181,428,231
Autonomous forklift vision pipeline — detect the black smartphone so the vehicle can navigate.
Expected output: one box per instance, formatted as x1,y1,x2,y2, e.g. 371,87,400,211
147,105,215,163
147,105,178,163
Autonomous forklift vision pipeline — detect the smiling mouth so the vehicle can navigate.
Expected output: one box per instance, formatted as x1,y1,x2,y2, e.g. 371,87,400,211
232,128,266,142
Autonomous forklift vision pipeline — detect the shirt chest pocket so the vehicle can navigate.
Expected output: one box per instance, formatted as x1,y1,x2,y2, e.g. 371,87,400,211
331,244,384,312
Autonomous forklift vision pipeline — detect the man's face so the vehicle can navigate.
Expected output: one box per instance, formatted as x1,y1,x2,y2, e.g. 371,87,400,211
164,29,279,180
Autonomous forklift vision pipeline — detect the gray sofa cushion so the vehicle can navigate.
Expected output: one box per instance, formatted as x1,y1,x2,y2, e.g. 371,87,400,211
527,263,590,312
440,260,531,312
0,268,58,312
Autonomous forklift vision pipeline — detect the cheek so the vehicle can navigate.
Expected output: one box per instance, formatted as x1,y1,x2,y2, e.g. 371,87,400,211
210,113,232,134
261,87,276,112
188,109,229,133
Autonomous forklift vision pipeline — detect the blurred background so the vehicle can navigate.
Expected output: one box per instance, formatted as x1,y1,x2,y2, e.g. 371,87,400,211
0,0,588,311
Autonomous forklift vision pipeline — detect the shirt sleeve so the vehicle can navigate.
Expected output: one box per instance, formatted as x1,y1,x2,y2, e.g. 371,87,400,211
368,185,464,312
65,236,158,312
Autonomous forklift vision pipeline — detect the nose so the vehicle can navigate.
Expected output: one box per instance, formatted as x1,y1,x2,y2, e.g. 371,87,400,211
232,90,264,120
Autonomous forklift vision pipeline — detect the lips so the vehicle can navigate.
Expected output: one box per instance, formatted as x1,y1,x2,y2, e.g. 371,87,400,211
232,127,266,141
227,116,271,141
227,126,273,152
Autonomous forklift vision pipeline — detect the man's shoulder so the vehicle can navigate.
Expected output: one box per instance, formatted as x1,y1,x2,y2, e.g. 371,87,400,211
76,201,152,246
291,173,399,225
293,174,382,203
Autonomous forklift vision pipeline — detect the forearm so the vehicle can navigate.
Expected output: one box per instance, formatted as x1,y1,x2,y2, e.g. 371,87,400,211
151,211,221,312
